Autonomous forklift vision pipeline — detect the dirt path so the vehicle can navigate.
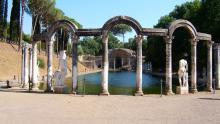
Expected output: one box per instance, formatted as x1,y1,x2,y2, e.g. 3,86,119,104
0,90,220,124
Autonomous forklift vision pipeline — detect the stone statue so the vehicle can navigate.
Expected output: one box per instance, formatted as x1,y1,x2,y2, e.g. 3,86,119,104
36,60,40,81
178,59,188,87
54,50,67,86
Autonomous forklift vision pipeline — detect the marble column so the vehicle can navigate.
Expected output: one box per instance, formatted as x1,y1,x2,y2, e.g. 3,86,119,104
191,39,198,93
135,35,144,96
207,41,213,91
121,58,124,67
72,36,79,94
214,43,220,89
100,30,109,95
32,42,38,87
46,40,53,92
24,45,29,85
128,58,131,67
29,48,33,83
21,46,25,84
164,36,174,95
113,58,116,71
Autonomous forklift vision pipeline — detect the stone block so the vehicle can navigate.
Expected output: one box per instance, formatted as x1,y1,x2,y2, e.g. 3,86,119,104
176,86,189,95
54,85,67,94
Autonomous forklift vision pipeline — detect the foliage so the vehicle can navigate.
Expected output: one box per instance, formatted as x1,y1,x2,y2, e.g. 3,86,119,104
146,0,204,71
111,24,132,42
3,0,8,38
0,0,4,37
79,33,124,56
0,0,8,39
9,0,20,41
64,16,82,29
37,58,45,69
200,0,220,42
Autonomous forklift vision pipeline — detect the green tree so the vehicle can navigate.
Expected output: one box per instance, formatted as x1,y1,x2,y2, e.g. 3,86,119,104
3,0,8,39
201,0,220,42
10,0,20,41
111,24,132,42
0,0,4,38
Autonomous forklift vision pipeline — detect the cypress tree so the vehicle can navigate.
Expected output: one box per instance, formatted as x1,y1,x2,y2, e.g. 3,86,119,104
9,0,20,41
3,0,8,39
0,0,5,38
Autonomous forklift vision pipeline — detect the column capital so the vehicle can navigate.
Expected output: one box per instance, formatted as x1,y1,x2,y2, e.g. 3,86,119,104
190,38,198,46
207,40,214,48
102,30,109,43
214,43,220,50
135,35,143,43
163,36,172,44
72,35,79,44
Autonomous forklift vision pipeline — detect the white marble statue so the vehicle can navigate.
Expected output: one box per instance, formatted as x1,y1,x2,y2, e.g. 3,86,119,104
36,60,40,81
178,59,188,87
54,50,67,86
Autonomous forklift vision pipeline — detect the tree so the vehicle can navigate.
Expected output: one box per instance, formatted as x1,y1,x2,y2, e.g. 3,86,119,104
10,0,20,41
19,0,25,50
111,24,132,42
3,0,8,39
200,0,220,42
0,0,4,38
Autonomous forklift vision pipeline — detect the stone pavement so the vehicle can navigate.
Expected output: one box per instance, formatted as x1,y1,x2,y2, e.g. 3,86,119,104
0,90,220,124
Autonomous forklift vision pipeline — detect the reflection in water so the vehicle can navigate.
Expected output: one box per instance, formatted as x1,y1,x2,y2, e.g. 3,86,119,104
78,71,160,88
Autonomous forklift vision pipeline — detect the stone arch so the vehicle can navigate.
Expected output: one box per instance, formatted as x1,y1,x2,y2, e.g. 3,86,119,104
102,16,143,34
46,19,78,41
169,19,197,40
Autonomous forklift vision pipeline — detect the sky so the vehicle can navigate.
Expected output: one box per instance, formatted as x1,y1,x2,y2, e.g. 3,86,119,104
8,0,191,41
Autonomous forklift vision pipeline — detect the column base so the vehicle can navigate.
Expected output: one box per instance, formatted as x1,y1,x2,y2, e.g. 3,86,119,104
31,83,39,90
44,88,53,93
72,90,77,95
190,88,198,94
135,90,144,96
165,90,174,95
100,90,110,96
207,88,213,92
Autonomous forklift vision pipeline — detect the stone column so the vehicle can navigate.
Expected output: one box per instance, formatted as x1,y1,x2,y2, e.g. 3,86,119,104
191,39,198,93
207,41,213,91
46,40,53,92
214,43,220,89
135,35,144,96
29,48,33,83
72,36,79,94
21,46,25,84
24,45,29,85
32,42,38,87
113,58,116,71
100,30,109,95
164,36,174,95
128,57,131,67
121,58,124,67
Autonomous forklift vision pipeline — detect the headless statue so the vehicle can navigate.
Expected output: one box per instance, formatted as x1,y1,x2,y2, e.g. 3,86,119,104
54,50,67,86
178,59,188,87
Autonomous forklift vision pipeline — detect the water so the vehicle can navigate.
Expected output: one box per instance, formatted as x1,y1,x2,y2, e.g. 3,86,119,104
76,71,161,95
78,71,160,88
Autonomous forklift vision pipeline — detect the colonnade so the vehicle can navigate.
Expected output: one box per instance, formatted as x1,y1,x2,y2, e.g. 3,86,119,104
31,17,216,96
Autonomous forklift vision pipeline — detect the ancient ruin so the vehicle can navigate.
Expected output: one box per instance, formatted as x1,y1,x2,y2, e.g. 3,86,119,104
23,16,216,96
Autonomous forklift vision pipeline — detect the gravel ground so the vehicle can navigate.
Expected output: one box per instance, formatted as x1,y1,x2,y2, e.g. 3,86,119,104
0,89,220,124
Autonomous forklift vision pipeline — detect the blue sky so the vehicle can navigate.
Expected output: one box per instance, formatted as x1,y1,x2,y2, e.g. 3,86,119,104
8,0,191,41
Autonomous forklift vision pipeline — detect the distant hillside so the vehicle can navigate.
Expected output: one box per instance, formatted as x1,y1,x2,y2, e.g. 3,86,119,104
0,42,92,81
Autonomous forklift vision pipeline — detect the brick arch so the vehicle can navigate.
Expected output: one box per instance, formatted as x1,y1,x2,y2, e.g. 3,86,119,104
102,16,143,34
46,19,78,41
169,19,197,40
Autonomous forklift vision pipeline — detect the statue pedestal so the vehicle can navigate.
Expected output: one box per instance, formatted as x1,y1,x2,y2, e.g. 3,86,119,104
54,85,67,94
176,86,189,95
